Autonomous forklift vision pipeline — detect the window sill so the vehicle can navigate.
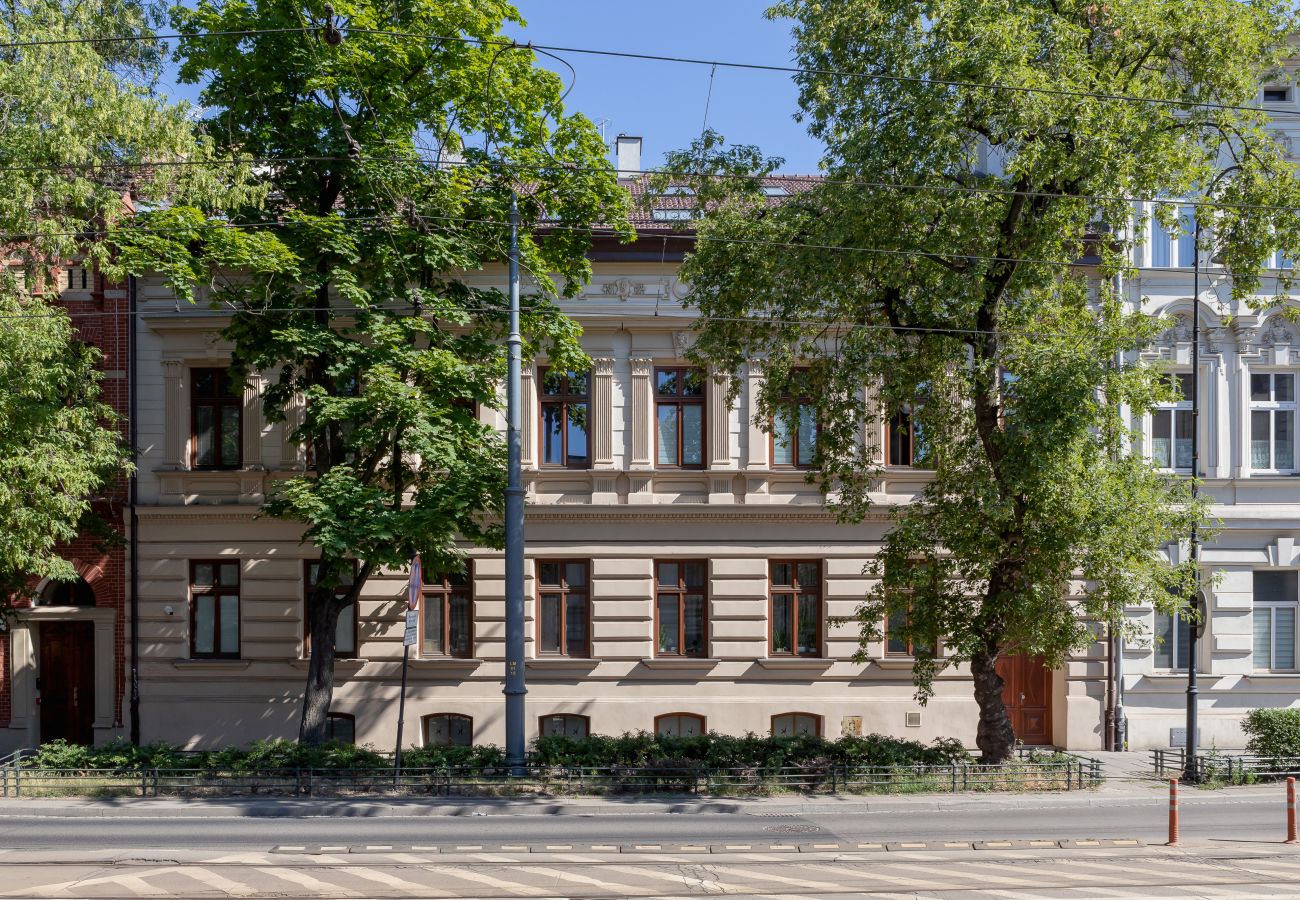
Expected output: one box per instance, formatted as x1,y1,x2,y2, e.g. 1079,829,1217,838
172,659,252,670
639,657,720,670
1244,672,1300,679
874,657,921,670
527,657,600,671
289,658,366,670
755,657,834,671
409,657,483,669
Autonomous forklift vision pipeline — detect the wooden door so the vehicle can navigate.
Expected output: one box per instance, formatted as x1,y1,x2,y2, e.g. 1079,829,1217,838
39,621,95,745
996,654,1053,746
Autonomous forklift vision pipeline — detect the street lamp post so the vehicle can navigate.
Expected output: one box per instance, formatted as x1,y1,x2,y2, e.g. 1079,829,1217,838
503,191,527,770
1184,216,1205,783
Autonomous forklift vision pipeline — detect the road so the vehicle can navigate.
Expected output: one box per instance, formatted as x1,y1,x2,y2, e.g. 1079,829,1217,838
0,789,1297,897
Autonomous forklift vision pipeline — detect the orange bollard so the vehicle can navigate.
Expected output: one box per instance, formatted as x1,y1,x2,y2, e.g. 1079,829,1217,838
1167,778,1180,846
1287,777,1297,844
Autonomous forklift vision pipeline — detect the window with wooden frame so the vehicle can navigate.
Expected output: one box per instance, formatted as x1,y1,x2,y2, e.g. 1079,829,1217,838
539,368,590,467
303,561,358,659
190,560,240,659
655,713,706,737
887,409,923,466
655,560,708,657
771,712,821,737
655,367,705,468
536,560,590,657
421,568,473,658
771,372,817,468
769,560,823,657
885,607,929,657
325,712,356,744
423,713,473,747
539,714,590,739
191,367,242,469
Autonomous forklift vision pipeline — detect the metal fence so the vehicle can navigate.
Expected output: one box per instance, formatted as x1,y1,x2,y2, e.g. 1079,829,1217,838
1149,747,1300,783
0,757,1103,799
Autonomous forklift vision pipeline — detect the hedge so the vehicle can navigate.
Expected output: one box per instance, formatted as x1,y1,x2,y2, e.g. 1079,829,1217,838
1243,708,1300,760
17,732,969,773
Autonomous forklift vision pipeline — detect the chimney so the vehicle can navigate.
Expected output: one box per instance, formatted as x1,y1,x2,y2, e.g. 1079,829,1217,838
615,134,642,175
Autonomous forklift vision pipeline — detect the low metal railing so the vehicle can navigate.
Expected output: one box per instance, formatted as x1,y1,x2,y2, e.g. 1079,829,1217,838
1148,747,1300,783
0,758,1104,799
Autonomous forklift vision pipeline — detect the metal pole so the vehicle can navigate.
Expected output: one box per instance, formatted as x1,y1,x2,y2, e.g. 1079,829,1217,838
1185,218,1202,784
394,643,409,775
504,190,527,770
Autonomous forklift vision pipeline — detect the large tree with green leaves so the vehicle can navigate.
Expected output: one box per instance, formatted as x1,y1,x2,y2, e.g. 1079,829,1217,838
0,0,235,605
667,0,1300,761
116,0,630,743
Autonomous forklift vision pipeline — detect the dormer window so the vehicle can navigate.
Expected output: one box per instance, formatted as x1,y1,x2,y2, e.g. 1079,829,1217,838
1265,86,1292,103
761,185,790,197
655,185,695,197
651,208,695,222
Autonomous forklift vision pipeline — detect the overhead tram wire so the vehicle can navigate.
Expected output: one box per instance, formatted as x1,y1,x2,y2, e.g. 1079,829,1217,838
12,24,1300,122
14,154,1300,219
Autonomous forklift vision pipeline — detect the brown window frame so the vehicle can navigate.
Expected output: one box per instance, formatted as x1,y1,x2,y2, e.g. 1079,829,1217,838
534,559,591,658
654,366,706,469
325,712,356,744
303,560,359,660
190,560,241,660
538,713,591,739
654,560,709,658
538,367,591,468
420,566,474,659
771,712,822,737
887,409,921,466
769,370,818,469
654,712,707,737
190,367,243,469
423,712,473,747
768,560,824,658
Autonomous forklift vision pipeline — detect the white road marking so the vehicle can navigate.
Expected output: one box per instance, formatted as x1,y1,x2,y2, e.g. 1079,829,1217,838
331,865,455,896
511,864,656,894
254,866,363,897
171,866,261,896
424,866,554,896
107,874,171,897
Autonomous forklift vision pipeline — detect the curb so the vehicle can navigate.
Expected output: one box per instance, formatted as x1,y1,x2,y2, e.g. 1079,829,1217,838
269,838,1148,855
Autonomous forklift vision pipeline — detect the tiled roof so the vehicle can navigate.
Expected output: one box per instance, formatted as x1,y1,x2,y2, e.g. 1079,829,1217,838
619,173,822,231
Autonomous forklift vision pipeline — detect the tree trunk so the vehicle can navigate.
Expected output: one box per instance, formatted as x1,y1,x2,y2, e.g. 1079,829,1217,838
299,590,342,745
971,649,1016,765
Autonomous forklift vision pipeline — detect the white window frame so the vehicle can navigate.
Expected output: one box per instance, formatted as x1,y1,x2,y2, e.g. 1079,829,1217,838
1148,202,1197,268
1149,371,1194,473
1248,371,1297,475
1153,610,1192,672
1254,570,1299,673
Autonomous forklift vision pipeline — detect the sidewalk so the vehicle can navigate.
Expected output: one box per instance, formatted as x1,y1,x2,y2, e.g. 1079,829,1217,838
0,778,1272,818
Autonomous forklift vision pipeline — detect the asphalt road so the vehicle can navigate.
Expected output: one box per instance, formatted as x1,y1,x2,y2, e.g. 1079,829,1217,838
0,792,1285,849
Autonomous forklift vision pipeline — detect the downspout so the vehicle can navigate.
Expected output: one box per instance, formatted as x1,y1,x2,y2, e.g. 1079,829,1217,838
128,274,141,745
1107,259,1128,751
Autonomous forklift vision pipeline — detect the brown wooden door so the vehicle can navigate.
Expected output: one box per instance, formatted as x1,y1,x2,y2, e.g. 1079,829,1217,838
996,654,1053,746
39,621,95,745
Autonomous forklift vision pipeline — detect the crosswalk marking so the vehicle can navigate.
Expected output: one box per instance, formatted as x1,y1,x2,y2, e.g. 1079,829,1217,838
707,861,850,892
423,866,553,897
254,867,362,897
510,864,652,894
599,864,730,894
172,866,262,896
331,865,456,896
109,875,171,897
791,861,958,890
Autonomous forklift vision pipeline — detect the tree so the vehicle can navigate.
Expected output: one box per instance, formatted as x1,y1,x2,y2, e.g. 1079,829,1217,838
664,0,1300,762
116,0,630,743
0,0,234,604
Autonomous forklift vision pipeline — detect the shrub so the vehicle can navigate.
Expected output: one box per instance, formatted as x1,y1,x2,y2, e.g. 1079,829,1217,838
1243,708,1300,761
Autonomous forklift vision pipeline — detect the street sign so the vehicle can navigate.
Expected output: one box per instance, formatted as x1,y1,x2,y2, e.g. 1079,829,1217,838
403,608,418,647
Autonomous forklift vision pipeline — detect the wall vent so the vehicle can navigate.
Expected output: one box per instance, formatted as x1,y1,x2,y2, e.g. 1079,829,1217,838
905,712,922,728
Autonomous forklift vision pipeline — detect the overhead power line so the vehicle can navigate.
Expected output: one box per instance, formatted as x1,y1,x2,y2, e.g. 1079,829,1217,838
6,23,1300,122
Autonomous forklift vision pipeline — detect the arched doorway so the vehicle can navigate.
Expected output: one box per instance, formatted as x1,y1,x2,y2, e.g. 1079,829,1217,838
36,579,97,744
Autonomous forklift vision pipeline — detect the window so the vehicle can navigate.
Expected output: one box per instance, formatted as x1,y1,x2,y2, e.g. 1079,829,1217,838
422,568,473,658
64,266,90,291
1265,86,1292,103
655,561,708,657
1154,609,1192,671
761,185,790,197
651,208,696,222
304,561,358,659
539,714,590,739
325,713,356,744
539,368,589,467
655,367,705,467
191,561,240,659
424,713,473,747
656,185,695,197
1273,249,1295,270
38,577,96,607
772,376,818,468
771,713,820,737
769,560,822,657
191,368,242,468
1254,570,1298,671
887,410,924,466
655,713,705,737
1151,372,1195,472
1250,372,1296,472
885,608,919,657
536,560,590,657
1152,204,1197,268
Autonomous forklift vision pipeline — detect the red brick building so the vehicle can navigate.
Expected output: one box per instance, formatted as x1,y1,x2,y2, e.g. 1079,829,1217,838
0,265,132,752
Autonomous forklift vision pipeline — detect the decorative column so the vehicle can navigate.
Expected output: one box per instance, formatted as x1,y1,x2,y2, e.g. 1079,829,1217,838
241,374,265,470
279,392,306,471
161,359,185,470
708,372,735,504
628,357,654,504
520,367,536,470
592,358,615,468
744,360,769,503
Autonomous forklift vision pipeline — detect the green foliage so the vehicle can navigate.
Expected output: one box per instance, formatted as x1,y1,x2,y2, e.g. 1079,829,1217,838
400,743,507,769
1243,708,1300,761
664,0,1300,761
25,738,387,772
112,0,631,742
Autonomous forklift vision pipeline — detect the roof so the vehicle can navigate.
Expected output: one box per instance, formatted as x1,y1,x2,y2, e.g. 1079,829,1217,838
618,173,822,232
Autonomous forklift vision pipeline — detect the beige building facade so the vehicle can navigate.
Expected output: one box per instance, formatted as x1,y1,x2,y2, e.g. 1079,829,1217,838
125,235,1105,751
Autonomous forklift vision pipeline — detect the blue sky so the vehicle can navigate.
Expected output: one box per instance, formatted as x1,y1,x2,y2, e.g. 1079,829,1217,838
505,1,823,173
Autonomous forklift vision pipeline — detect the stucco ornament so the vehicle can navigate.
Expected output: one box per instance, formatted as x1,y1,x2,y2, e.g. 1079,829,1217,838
600,278,647,299
1262,317,1293,347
